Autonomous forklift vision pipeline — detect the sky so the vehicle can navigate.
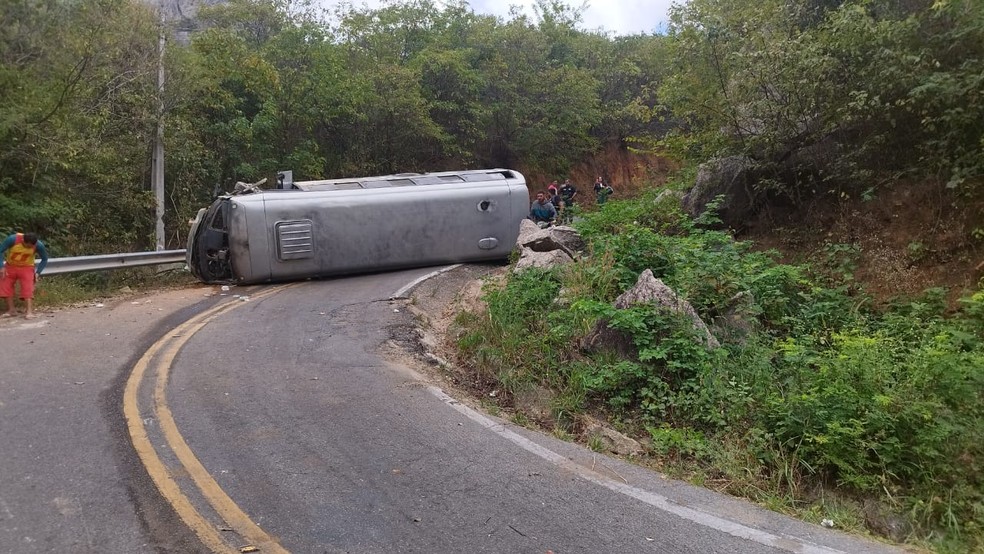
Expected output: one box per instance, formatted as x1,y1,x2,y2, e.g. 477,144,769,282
338,1,675,36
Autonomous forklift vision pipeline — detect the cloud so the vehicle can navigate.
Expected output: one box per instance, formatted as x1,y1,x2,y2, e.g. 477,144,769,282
579,0,673,35
332,0,672,35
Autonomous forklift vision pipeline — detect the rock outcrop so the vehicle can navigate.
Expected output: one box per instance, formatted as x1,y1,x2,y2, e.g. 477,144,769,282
153,0,226,40
682,155,759,227
514,247,573,272
582,269,720,354
514,220,585,272
862,499,912,542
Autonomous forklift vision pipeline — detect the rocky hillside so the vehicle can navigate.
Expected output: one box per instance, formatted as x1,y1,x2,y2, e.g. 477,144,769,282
155,0,223,36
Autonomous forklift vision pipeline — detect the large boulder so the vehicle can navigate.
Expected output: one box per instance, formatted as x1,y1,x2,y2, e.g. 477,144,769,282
582,269,719,354
516,219,584,257
515,220,585,272
514,247,573,273
682,155,759,227
519,225,585,257
516,218,541,247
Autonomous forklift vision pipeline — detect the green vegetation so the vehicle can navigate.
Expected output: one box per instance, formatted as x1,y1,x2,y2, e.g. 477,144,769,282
456,188,983,551
2,0,981,548
34,267,197,307
1,0,669,254
4,0,979,256
660,0,984,193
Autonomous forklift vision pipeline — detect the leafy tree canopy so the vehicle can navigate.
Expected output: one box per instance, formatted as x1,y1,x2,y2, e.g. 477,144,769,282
0,0,979,253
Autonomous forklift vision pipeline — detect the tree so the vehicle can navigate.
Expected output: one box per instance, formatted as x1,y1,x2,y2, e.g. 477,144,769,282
0,0,165,251
658,0,984,193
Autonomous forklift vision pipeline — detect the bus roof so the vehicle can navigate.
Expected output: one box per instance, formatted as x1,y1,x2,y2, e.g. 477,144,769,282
290,169,518,192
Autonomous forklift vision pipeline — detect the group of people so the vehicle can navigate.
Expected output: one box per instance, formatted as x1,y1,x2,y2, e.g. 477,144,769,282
529,176,615,224
529,178,575,226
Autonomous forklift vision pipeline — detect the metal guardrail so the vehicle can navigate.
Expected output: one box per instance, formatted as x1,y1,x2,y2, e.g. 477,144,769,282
41,249,187,276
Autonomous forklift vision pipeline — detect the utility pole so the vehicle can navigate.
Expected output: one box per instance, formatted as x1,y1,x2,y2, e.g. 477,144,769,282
152,2,166,251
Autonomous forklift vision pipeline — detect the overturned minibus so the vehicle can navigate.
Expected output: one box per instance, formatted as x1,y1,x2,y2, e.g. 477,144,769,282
186,169,529,284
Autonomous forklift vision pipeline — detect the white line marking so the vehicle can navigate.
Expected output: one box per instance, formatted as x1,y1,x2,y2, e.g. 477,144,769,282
427,386,847,554
391,264,463,299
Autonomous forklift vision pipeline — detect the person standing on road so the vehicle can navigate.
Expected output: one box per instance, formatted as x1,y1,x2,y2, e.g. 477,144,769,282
1,232,49,319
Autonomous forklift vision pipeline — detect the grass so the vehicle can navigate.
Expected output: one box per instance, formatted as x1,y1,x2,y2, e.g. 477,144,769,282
34,266,198,309
479,398,501,416
452,180,984,552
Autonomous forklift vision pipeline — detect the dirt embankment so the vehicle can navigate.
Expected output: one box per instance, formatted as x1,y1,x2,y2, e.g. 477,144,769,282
533,143,983,302
385,263,506,401
392,153,984,403
520,143,674,199
742,180,984,304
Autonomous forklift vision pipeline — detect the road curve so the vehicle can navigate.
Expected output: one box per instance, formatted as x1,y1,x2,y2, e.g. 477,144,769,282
140,267,902,554
0,288,219,553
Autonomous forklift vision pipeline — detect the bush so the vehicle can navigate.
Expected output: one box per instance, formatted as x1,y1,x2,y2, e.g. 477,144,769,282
454,190,984,549
35,267,196,307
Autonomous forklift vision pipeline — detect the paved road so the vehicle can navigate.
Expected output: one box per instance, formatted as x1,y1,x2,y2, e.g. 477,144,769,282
0,288,214,552
0,269,904,553
162,270,900,554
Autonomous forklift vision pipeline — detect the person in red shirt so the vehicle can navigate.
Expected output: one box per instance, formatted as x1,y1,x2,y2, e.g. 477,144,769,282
1,232,49,319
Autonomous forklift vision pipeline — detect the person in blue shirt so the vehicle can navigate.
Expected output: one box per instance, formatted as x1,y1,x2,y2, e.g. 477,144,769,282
1,232,49,319
528,191,557,226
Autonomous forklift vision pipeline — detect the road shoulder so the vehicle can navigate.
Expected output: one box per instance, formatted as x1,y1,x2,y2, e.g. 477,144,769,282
0,285,220,553
384,264,906,554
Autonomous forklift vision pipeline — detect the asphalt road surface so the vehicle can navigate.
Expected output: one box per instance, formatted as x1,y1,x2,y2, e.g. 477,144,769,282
0,267,904,553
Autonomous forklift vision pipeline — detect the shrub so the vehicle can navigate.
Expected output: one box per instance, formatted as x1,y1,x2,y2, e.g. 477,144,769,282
454,190,983,549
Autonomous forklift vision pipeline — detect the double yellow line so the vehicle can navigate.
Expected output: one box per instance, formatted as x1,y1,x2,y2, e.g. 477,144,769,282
123,287,291,553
